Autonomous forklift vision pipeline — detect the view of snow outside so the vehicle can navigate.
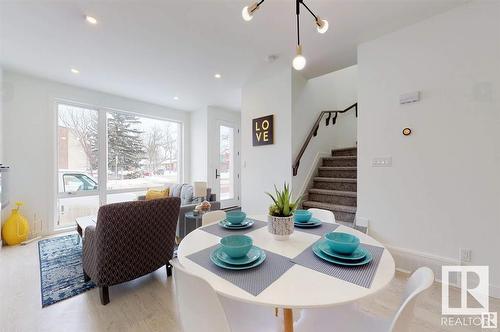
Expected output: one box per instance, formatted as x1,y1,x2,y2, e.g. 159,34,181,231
57,104,181,227
219,125,234,201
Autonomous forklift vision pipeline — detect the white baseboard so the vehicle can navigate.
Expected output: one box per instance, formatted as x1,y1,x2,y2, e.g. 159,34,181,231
387,245,500,299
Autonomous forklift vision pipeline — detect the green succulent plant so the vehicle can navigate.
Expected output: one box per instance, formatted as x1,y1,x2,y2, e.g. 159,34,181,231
266,182,302,217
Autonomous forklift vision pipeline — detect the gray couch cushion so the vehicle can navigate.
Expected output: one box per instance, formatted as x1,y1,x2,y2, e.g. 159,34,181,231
180,185,194,205
170,184,184,198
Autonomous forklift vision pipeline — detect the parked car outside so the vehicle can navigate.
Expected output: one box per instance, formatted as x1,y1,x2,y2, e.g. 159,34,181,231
57,170,143,227
58,170,98,193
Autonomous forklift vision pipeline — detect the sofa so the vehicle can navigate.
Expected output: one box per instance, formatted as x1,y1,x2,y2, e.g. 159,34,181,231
137,183,220,238
83,197,180,305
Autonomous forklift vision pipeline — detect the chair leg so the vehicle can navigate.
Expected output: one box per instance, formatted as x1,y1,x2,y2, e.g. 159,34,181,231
99,286,110,305
83,270,91,283
166,264,172,277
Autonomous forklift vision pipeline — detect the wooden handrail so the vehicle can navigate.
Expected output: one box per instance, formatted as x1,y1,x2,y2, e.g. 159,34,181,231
292,103,357,176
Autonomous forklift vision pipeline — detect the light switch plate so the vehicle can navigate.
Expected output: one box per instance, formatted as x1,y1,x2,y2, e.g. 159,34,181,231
372,157,392,167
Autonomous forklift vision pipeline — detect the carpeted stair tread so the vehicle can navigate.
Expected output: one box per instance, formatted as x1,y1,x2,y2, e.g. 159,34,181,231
308,188,357,197
332,147,357,152
323,156,357,160
313,177,357,183
322,155,357,167
318,166,357,171
302,200,357,213
313,177,357,192
331,147,357,156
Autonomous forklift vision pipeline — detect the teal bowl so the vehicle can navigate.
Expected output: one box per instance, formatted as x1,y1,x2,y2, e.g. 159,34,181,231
294,210,312,223
220,235,253,258
324,232,360,255
226,211,246,225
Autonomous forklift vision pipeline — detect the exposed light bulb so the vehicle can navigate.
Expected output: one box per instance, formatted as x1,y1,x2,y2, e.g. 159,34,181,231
242,3,259,22
85,15,98,25
173,96,179,101
292,45,306,71
293,55,306,70
316,18,329,34
71,68,80,74
214,73,222,79
242,6,253,21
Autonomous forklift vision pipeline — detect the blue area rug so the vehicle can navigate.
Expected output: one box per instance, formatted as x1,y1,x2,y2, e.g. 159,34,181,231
38,234,95,307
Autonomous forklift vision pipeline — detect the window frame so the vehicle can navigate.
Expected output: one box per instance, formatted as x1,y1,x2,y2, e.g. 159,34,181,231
62,173,98,192
54,100,185,230
104,109,183,194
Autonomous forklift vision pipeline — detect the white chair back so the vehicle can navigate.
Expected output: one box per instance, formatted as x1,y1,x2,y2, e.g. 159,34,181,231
307,208,336,224
170,260,230,332
390,267,434,332
202,210,226,226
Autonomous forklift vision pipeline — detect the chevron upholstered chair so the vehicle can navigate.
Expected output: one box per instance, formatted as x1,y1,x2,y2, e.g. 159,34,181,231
82,197,180,305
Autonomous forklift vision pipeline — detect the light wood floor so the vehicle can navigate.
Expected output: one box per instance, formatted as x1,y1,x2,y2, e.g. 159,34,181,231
0,234,498,332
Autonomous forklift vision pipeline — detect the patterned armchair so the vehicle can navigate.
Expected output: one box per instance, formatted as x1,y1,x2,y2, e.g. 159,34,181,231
83,197,180,305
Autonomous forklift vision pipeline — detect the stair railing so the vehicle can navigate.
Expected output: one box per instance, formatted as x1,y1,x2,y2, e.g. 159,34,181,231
292,103,357,176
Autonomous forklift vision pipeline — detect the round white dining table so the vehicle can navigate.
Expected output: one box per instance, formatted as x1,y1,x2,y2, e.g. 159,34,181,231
177,215,395,332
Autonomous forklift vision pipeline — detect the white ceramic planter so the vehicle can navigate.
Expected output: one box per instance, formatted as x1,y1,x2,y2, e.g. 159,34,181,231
268,215,294,241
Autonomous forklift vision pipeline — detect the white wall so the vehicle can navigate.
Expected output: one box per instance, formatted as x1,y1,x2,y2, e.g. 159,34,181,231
241,59,293,214
2,71,191,234
0,67,3,236
292,66,358,197
190,108,208,182
358,2,500,292
0,67,3,162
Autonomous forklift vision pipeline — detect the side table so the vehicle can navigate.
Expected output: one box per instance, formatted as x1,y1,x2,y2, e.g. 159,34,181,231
75,215,96,244
184,211,203,237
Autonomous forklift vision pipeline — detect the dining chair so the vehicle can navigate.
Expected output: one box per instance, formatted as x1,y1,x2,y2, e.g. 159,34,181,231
170,260,280,332
294,267,434,332
307,208,336,224
202,210,226,226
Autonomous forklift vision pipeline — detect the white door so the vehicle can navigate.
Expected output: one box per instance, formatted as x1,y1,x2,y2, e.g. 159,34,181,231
215,121,240,208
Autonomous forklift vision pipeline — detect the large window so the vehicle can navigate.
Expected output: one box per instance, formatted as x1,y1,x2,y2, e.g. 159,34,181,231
57,104,100,227
106,111,180,191
56,103,182,228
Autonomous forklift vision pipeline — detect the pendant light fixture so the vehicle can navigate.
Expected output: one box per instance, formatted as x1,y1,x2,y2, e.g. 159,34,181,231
242,0,264,21
242,0,329,71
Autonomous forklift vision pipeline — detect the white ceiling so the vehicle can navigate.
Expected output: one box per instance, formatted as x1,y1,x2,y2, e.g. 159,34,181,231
0,0,466,111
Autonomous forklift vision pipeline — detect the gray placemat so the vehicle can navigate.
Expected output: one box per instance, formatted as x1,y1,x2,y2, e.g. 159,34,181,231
186,245,295,296
292,242,385,288
201,218,267,237
294,222,339,236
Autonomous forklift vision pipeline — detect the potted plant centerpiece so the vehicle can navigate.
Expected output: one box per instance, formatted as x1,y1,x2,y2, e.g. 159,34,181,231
266,183,301,241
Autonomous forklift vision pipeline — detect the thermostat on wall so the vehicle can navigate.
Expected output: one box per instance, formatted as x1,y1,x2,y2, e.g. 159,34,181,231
400,91,421,104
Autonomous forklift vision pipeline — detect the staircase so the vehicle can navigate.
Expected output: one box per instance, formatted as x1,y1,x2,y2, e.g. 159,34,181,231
302,147,357,226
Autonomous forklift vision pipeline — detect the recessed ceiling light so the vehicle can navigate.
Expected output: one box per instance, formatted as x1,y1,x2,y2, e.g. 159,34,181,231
85,15,98,25
71,68,80,74
173,96,179,100
214,73,222,79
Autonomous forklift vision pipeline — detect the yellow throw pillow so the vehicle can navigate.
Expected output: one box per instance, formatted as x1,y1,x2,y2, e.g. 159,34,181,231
145,188,170,201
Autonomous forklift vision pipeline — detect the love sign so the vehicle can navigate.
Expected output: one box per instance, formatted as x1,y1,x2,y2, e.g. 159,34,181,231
252,115,274,146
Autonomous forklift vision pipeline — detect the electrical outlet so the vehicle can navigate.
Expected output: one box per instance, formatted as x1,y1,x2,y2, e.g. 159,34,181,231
460,248,472,263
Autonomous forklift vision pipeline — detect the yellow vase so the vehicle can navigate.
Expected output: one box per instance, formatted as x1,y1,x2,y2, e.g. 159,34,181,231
2,202,29,245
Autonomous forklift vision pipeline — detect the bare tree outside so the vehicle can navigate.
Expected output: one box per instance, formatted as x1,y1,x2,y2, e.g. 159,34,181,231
162,122,178,168
58,105,98,175
57,104,182,229
144,125,165,172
